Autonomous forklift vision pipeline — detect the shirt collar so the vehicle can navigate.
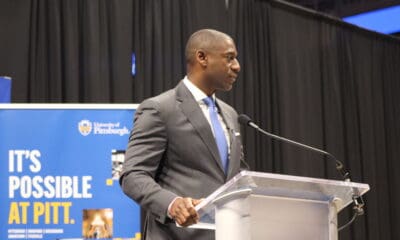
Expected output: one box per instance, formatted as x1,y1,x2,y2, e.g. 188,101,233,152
183,76,216,103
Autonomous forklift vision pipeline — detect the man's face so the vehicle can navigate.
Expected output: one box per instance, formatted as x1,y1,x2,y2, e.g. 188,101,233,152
204,38,241,92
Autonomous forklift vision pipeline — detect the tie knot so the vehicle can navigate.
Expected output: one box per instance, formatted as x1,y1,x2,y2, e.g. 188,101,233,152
203,97,215,107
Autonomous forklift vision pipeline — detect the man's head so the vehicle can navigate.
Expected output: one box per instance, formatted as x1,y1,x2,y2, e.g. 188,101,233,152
185,29,240,95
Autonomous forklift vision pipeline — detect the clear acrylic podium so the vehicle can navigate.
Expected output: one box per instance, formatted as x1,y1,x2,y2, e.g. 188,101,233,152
192,171,370,240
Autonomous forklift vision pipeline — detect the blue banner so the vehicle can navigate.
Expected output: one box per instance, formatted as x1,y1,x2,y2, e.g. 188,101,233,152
0,105,140,240
0,77,12,103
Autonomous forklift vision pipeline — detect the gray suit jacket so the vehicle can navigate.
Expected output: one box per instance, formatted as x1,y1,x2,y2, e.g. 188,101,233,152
120,81,243,240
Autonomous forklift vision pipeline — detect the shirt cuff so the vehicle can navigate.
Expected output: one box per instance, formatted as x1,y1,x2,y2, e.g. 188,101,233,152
167,197,181,219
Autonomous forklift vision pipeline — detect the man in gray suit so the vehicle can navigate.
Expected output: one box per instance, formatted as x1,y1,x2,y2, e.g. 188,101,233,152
120,29,243,239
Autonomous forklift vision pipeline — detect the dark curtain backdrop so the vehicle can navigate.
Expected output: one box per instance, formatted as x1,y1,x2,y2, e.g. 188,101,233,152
1,0,400,239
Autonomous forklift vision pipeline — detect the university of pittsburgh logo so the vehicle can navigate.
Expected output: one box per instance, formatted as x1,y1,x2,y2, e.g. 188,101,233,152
78,120,92,136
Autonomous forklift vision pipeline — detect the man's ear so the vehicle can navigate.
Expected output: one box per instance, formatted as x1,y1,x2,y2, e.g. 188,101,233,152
196,50,207,67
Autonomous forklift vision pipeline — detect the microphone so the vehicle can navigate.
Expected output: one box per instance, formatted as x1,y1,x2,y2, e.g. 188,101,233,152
238,114,365,230
238,114,349,180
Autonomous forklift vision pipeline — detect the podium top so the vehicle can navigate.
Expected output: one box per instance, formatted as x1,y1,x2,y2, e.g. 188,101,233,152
195,170,369,224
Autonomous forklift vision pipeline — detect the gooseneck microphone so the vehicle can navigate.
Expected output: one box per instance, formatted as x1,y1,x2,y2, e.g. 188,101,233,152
238,114,365,231
238,114,350,180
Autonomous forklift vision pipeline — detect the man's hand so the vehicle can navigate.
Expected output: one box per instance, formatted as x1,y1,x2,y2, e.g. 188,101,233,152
169,197,202,227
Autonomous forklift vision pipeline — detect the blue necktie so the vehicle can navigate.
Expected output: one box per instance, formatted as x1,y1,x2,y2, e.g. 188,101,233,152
203,97,229,174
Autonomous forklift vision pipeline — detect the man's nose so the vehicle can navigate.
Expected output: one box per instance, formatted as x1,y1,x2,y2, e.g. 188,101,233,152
232,58,241,73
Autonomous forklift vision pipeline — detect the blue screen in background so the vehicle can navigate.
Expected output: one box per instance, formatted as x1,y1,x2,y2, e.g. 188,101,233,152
0,76,12,103
343,5,400,34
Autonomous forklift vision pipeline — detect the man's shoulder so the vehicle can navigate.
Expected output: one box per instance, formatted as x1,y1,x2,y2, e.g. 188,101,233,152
138,86,178,113
150,88,176,104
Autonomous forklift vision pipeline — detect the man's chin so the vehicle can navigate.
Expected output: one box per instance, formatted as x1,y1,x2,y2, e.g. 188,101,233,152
226,80,235,90
217,85,233,92
225,84,233,91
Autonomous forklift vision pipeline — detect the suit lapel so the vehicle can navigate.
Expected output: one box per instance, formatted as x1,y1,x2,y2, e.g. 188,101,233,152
176,82,225,175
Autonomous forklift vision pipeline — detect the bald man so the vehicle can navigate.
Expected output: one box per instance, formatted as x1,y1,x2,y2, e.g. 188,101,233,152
120,29,243,239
